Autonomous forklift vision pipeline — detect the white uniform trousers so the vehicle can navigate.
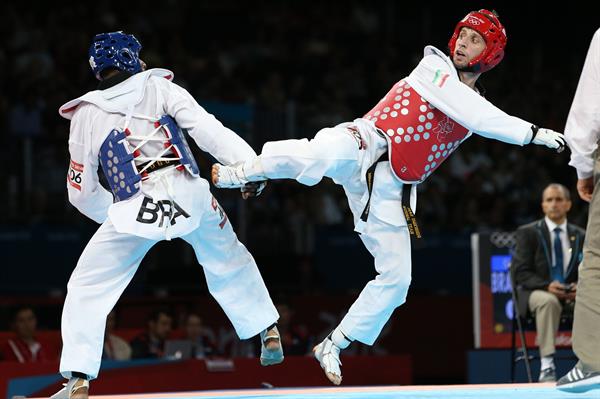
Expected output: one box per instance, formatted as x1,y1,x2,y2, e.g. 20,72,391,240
258,122,412,345
59,193,278,379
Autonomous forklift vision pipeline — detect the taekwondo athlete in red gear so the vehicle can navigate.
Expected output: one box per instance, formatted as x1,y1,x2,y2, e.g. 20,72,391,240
52,32,283,399
212,10,566,385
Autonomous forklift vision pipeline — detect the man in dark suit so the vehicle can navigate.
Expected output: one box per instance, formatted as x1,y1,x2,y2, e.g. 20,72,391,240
513,183,585,382
130,309,173,359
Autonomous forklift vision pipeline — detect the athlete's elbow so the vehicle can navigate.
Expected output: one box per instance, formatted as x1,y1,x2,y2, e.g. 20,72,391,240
68,192,102,222
67,188,87,209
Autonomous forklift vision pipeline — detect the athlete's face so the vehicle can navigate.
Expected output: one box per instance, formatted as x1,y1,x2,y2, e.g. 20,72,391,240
453,27,486,69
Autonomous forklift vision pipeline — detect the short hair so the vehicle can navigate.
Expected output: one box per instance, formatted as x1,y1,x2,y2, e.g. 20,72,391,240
543,183,571,201
10,306,36,323
147,308,173,323
99,67,120,80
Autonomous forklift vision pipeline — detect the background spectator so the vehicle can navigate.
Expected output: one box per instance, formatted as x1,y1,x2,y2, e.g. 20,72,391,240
513,184,585,382
102,310,132,361
182,312,217,359
0,306,49,362
130,309,173,359
276,303,313,356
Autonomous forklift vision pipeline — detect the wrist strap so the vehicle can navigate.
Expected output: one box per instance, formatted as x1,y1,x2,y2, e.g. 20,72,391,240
530,125,540,144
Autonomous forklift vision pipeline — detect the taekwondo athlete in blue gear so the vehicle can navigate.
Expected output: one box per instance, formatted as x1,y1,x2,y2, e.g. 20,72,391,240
52,31,283,399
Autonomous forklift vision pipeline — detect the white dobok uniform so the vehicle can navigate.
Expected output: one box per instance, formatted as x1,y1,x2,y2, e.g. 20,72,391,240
58,69,278,379
253,46,534,345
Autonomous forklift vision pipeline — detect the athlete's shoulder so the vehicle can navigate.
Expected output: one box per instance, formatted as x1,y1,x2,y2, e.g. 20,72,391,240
423,45,449,59
146,68,175,86
590,27,600,53
420,46,454,70
70,102,97,119
60,95,100,121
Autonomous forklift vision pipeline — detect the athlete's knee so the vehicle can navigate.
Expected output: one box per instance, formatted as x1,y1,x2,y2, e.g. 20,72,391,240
311,127,359,160
383,270,412,305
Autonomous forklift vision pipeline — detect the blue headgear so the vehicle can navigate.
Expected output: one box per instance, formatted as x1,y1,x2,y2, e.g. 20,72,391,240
88,31,142,80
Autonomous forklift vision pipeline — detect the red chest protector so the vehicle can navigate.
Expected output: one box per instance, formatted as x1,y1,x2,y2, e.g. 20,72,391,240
364,80,470,183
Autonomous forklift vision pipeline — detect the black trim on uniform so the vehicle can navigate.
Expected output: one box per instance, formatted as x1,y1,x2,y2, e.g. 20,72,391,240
360,152,388,222
359,152,421,239
72,371,88,380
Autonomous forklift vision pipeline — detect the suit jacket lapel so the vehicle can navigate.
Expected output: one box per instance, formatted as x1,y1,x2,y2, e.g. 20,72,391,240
536,219,553,276
566,224,581,277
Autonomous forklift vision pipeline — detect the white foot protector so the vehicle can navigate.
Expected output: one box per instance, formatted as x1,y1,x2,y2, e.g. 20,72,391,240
260,326,284,366
313,337,342,385
50,377,89,399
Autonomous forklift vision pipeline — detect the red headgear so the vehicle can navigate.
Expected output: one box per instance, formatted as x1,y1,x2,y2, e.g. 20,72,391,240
448,9,507,73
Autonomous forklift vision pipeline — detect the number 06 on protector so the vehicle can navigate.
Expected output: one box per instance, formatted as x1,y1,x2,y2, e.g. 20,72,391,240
68,159,84,191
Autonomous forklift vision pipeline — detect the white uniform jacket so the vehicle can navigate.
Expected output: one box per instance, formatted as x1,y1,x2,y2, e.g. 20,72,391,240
59,69,256,239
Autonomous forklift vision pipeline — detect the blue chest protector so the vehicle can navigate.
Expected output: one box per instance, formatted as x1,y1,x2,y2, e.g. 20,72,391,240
99,115,199,202
99,128,142,202
158,115,199,176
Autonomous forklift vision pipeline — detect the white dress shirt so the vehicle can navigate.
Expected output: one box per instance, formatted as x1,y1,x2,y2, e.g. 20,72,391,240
545,216,572,274
565,28,600,179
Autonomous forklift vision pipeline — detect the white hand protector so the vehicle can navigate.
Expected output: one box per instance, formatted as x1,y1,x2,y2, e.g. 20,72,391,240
531,126,566,153
212,162,249,188
212,160,267,190
313,337,342,385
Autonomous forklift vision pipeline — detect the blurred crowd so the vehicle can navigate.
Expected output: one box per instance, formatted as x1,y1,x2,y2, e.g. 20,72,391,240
0,1,592,231
0,2,595,291
0,304,314,363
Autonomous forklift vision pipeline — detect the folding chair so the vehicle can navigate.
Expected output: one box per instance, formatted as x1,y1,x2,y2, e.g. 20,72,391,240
510,266,574,383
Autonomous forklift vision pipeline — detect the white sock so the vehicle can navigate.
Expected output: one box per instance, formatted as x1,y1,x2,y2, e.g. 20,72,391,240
330,327,352,349
541,355,555,370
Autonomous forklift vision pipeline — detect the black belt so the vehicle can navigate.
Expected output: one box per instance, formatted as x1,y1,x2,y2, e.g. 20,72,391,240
360,153,421,239
137,159,179,175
